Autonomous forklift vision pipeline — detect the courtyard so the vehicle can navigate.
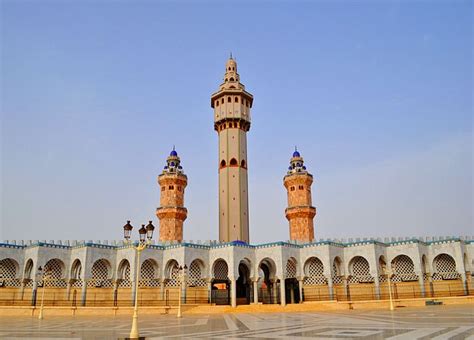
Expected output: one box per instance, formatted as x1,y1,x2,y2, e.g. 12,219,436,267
0,305,472,339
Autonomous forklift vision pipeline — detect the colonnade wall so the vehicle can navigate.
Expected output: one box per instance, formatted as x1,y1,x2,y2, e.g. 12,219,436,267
0,238,472,307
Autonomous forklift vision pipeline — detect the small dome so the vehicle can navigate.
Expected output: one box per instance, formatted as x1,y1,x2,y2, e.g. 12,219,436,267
170,162,175,167
288,166,292,170
293,150,300,158
170,150,178,157
164,165,168,169
178,165,182,169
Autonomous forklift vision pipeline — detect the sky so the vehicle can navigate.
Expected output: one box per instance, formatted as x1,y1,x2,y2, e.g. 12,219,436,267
1,0,472,243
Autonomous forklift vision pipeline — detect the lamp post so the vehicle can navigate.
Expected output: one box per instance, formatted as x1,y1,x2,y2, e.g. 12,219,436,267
123,220,155,340
177,264,187,318
37,266,50,320
383,265,395,311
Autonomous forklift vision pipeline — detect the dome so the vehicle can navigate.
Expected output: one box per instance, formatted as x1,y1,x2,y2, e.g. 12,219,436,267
170,150,178,157
293,150,300,158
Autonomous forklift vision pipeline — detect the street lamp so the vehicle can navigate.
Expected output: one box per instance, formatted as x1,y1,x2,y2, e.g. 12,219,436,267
383,265,395,311
123,220,155,340
177,264,187,318
37,266,50,320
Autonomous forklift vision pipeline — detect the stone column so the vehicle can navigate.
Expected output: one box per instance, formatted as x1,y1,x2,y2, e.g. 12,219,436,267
81,280,87,306
230,278,237,307
297,278,304,303
343,276,350,301
272,280,278,304
426,273,434,297
31,280,38,307
252,278,259,304
327,275,334,300
20,280,26,300
160,280,165,301
461,272,469,295
373,274,381,300
416,272,425,297
290,282,295,304
206,278,213,304
66,281,72,300
465,272,471,295
279,278,286,306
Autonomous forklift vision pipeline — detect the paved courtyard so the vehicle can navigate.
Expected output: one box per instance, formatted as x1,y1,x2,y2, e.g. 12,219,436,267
0,305,473,339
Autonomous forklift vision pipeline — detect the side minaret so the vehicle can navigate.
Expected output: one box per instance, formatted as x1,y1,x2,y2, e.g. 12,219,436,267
211,55,253,243
156,148,188,242
283,149,316,242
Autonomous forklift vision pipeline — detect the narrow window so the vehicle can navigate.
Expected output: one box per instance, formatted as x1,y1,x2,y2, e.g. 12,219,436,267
230,158,238,166
241,159,246,168
235,97,239,103
228,97,231,103
162,186,165,191
216,101,219,107
230,77,234,81
220,160,226,168
290,186,295,191
221,98,224,104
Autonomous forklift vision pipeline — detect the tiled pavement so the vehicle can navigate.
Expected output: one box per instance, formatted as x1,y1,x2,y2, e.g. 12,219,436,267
0,305,473,339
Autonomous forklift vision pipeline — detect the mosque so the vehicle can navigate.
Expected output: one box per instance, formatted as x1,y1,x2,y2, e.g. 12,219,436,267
0,57,472,308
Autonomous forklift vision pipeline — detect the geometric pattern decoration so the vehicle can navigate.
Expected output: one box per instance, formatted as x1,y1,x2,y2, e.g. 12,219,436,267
88,259,113,288
303,257,327,285
139,259,160,287
285,258,297,279
348,256,374,284
188,260,206,287
432,254,460,281
23,259,34,288
391,255,418,282
0,258,20,287
71,260,83,288
117,260,131,288
213,260,229,281
331,259,342,284
43,258,67,288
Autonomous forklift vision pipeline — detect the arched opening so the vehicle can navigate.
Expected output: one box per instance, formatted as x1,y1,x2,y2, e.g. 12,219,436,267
230,77,235,82
0,258,19,287
241,159,246,168
258,258,279,304
140,258,159,287
90,259,112,288
390,255,420,298
227,97,231,102
332,257,345,300
44,258,66,288
236,259,251,305
187,259,207,304
117,259,131,288
70,259,83,289
284,257,300,303
303,257,328,301
431,253,464,297
347,256,374,300
229,158,238,166
220,159,226,169
211,259,230,305
234,97,238,102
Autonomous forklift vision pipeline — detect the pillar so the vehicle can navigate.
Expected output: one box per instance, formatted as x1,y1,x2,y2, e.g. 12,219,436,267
343,276,350,301
81,280,87,306
252,278,259,304
20,281,26,300
427,273,434,297
298,278,304,303
272,280,278,304
461,272,468,295
465,272,471,295
207,279,212,303
417,272,426,297
290,282,295,303
373,274,381,300
327,275,334,300
160,280,165,300
280,278,286,306
31,280,38,306
66,281,72,300
230,278,237,307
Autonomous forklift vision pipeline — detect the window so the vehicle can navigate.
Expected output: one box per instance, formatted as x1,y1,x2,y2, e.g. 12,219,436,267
230,77,234,82
230,158,238,166
235,97,239,103
216,101,219,107
246,101,250,107
162,186,165,191
228,97,231,103
299,185,304,190
241,159,246,168
168,185,174,190
220,160,226,168
221,98,224,104
290,186,295,191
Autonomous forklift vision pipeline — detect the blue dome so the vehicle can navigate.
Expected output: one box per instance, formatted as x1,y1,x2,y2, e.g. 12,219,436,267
293,150,300,158
288,166,292,170
170,162,175,166
164,165,168,169
170,150,178,157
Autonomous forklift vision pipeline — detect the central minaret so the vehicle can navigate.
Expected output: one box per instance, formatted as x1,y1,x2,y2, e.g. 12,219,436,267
211,56,253,243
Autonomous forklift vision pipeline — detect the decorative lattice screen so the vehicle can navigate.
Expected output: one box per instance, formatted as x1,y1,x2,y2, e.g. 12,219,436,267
0,258,20,287
304,257,327,285
432,254,460,280
213,260,229,280
165,261,180,287
43,259,66,288
391,255,418,282
188,260,206,287
71,260,83,288
23,259,34,287
88,259,113,288
285,259,297,279
332,259,342,284
139,259,160,287
348,256,374,283
118,260,131,288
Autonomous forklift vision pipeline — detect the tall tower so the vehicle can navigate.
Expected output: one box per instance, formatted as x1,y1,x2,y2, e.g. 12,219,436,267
283,149,316,242
211,56,253,243
156,148,188,242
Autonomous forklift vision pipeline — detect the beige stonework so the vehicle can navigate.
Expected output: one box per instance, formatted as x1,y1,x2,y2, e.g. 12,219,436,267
283,152,316,242
156,151,188,242
211,56,253,243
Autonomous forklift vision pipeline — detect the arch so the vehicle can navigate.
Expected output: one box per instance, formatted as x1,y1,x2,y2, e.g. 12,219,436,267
230,77,235,82
234,97,238,102
432,253,459,280
303,257,326,285
116,259,131,287
90,258,112,288
140,258,158,280
463,253,470,272
348,256,373,283
44,258,66,287
70,259,82,280
241,159,246,168
422,254,429,274
378,255,387,272
227,97,231,102
391,255,418,282
164,259,180,287
332,257,343,284
236,259,252,304
24,259,33,280
0,258,19,287
285,257,297,279
188,259,206,287
220,159,226,169
212,259,229,281
229,158,238,166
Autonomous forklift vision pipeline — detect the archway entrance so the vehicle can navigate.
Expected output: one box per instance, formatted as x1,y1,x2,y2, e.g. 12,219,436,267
236,262,251,305
258,258,280,304
211,259,230,305
285,278,300,304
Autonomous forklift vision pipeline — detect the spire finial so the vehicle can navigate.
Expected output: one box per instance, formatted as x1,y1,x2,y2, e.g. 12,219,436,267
230,51,233,59
173,145,175,151
295,145,298,152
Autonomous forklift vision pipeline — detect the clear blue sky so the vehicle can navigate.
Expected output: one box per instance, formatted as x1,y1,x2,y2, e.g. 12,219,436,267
1,1,472,242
